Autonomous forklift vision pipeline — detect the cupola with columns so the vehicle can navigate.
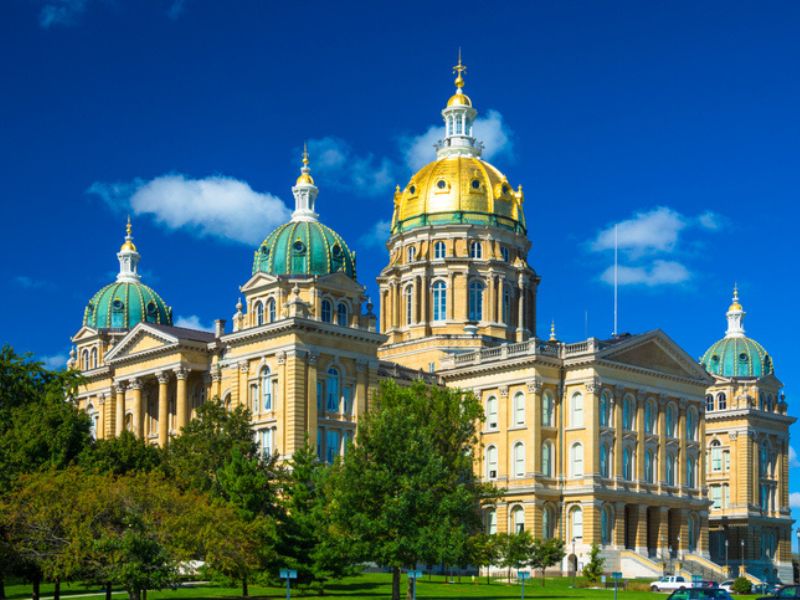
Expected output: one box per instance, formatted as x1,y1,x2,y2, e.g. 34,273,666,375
378,55,539,372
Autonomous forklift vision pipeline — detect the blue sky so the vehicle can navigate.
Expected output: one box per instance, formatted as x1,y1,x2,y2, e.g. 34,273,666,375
2,0,799,538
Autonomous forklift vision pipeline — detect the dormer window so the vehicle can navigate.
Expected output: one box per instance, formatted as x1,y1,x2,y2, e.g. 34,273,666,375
409,185,416,195
500,246,510,262
293,240,306,254
471,179,481,190
332,244,342,258
469,241,482,259
436,179,447,190
739,353,748,362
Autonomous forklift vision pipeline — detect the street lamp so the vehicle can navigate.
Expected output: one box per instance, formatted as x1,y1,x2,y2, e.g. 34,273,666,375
740,539,745,572
725,539,729,576
571,538,577,586
677,536,681,562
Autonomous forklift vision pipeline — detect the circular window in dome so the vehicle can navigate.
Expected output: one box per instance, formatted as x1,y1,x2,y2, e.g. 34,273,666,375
332,244,342,258
261,246,270,256
293,240,305,253
436,179,447,190
146,301,157,314
112,300,124,310
711,355,720,362
502,184,510,194
409,185,416,194
471,179,480,190
739,353,749,362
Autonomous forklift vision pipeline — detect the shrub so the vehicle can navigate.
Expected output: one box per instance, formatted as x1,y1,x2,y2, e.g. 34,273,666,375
732,577,752,594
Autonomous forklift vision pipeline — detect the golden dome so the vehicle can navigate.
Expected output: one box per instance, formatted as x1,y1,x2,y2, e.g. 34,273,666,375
447,91,472,107
391,156,525,234
120,217,137,252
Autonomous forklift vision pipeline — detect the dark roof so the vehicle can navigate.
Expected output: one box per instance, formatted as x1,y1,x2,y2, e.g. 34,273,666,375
146,323,216,343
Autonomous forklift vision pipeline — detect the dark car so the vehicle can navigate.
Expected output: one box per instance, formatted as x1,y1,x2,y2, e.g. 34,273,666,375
666,590,733,600
756,584,800,599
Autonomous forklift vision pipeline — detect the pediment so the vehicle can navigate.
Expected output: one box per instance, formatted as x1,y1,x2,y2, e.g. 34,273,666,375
599,330,712,382
71,326,98,342
318,270,365,292
105,324,178,362
240,272,279,293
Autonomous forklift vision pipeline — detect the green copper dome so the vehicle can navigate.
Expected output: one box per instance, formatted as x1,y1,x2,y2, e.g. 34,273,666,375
701,337,773,379
252,220,356,279
82,219,173,331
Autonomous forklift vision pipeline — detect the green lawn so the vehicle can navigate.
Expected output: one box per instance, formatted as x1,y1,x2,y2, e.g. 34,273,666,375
2,573,744,600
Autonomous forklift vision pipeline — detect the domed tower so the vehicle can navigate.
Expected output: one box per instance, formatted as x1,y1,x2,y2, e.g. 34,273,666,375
700,286,793,583
377,55,539,371
69,219,173,371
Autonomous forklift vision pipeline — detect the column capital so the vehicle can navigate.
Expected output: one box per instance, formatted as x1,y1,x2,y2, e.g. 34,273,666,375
277,351,287,365
585,377,601,394
174,367,189,380
659,394,669,407
210,368,222,382
614,385,625,399
307,352,318,366
527,377,542,394
498,385,509,398
128,378,142,391
156,371,170,384
636,391,646,405
356,359,368,372
679,397,688,410
237,361,249,374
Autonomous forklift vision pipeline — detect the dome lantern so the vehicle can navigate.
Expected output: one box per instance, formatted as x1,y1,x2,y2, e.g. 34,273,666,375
291,143,319,222
436,51,483,160
117,217,141,283
725,283,745,338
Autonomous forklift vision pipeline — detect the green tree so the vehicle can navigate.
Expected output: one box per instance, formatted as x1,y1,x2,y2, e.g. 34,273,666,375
468,533,501,584
329,381,496,600
732,576,752,594
581,543,605,583
496,531,533,583
79,431,164,475
529,538,566,586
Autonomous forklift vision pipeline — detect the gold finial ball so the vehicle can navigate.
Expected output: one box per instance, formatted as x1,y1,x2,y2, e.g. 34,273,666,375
120,217,137,252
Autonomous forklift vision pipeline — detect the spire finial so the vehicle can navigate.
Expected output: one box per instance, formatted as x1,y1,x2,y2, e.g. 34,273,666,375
116,217,141,282
126,215,132,237
453,48,466,91
549,319,557,342
295,142,315,186
302,142,309,167
725,284,745,338
120,216,137,253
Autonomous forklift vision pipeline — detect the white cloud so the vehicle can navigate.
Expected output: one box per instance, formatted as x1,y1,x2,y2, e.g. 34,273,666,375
39,0,88,29
590,206,724,287
790,446,800,468
13,276,52,290
402,109,513,171
89,174,291,246
600,260,691,287
308,137,395,196
359,219,391,248
40,353,68,370
790,492,800,509
174,315,214,332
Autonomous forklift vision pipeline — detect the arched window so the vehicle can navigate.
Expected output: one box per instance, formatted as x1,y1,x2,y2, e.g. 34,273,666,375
570,505,583,539
541,442,553,477
513,392,525,425
601,505,613,545
599,390,611,427
406,246,415,263
511,505,525,533
759,442,769,476
513,442,525,478
434,241,446,259
261,367,272,411
623,447,633,480
665,404,676,438
687,514,698,552
321,300,332,323
260,428,273,458
267,298,276,323
644,449,655,483
686,455,696,488
645,400,656,433
541,390,554,427
600,443,610,478
706,394,714,412
571,392,584,427
326,368,339,412
432,281,446,322
717,392,726,410
500,246,510,262
468,280,484,321
485,508,497,535
486,396,498,429
710,440,722,472
81,349,89,370
686,408,697,441
404,286,413,325
87,404,98,439
766,394,773,412
502,284,511,324
255,301,264,326
336,302,348,326
623,395,634,430
571,443,584,477
542,505,555,539
666,452,677,486
760,392,766,410
90,348,98,369
469,241,482,259
486,445,498,479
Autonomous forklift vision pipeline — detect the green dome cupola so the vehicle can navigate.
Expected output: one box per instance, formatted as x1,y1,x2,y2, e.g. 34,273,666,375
252,146,356,279
82,219,173,330
700,286,774,379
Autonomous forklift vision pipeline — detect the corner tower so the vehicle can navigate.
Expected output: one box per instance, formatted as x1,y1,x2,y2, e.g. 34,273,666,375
700,286,794,583
377,56,539,371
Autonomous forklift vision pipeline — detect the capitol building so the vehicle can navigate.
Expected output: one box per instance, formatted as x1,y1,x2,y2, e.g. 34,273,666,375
67,59,794,583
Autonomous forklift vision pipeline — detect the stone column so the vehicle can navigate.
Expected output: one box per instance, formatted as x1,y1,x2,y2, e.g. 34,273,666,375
487,271,496,323
698,511,710,558
211,367,222,402
613,501,626,549
276,351,287,455
157,371,170,447
636,393,645,486
677,508,689,558
447,272,455,320
355,360,368,428
307,353,318,452
586,379,600,476
516,274,526,342
635,504,648,555
657,506,670,561
613,388,623,485
114,382,125,436
678,401,687,490
175,367,189,432
658,395,667,487
129,378,142,439
420,273,429,335
699,408,707,490
384,283,393,332
529,379,541,478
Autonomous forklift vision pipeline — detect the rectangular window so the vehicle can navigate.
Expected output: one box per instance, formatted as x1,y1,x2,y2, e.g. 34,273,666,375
343,386,352,414
250,384,259,415
326,429,340,464
722,485,730,508
711,447,722,472
317,382,323,412
261,429,272,458
316,428,323,460
723,450,730,471
711,485,721,509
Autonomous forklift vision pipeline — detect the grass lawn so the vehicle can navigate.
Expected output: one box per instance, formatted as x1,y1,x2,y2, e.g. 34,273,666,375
3,572,746,600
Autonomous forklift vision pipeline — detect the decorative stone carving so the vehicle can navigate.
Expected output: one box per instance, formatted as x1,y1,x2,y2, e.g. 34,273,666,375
210,369,222,383
156,371,169,384
498,385,509,398
527,377,542,393
585,378,601,394
307,353,317,366
238,361,249,374
175,367,189,380
128,378,142,390
729,432,738,441
277,351,287,365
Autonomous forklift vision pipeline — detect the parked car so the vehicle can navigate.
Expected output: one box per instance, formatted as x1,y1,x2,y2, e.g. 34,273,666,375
719,580,744,593
756,584,800,599
652,576,689,592
666,590,733,600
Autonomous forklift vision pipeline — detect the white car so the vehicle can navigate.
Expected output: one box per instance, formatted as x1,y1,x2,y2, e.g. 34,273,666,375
651,576,689,592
